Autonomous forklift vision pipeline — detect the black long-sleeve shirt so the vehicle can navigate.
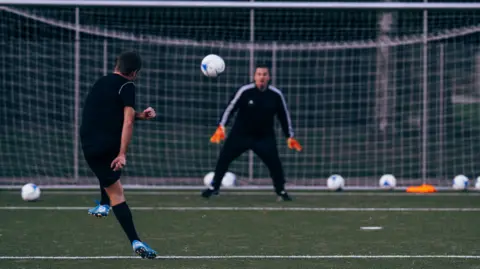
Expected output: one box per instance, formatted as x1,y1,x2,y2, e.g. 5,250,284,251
218,83,294,139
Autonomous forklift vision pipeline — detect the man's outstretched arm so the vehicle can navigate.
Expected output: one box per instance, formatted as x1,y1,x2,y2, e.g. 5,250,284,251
111,106,135,171
271,86,302,151
119,107,136,156
210,83,253,143
218,84,251,127
111,81,136,171
210,91,236,143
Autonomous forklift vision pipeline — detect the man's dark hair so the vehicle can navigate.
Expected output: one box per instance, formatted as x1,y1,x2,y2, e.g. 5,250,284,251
255,63,271,71
115,51,142,76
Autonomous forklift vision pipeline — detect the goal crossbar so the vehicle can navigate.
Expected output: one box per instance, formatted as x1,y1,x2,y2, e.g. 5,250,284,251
1,0,480,9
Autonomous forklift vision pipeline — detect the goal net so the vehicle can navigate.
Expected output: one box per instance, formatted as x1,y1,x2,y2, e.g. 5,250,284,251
1,4,480,189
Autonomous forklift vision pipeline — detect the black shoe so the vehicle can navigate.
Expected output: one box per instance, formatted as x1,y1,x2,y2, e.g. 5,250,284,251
277,190,292,201
201,188,219,199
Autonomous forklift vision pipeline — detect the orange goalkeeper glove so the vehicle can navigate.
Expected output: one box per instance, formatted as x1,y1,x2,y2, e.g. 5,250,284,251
287,137,302,151
210,125,226,144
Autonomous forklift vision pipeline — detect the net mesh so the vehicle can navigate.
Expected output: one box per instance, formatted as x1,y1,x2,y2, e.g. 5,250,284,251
1,5,480,188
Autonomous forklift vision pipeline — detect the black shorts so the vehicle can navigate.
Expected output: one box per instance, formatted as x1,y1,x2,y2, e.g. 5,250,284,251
83,149,121,188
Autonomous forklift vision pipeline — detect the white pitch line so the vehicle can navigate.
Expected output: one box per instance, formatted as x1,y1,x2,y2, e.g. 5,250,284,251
360,226,384,230
0,190,480,197
1,206,480,212
0,255,480,260
3,191,480,196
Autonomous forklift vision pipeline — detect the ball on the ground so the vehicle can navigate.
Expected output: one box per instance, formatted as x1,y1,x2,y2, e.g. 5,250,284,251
327,174,344,191
203,172,215,186
21,183,41,201
452,174,469,190
203,171,236,187
475,177,480,190
201,54,225,78
221,172,236,187
379,174,396,189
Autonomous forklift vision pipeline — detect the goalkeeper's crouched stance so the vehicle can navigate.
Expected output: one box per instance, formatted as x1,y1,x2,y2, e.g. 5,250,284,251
202,64,302,201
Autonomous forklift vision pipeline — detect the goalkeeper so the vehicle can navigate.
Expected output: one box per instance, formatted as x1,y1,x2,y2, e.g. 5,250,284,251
202,63,302,201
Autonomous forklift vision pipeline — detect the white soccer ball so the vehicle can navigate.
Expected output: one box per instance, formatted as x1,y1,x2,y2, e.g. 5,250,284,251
222,172,236,187
475,177,480,190
203,172,215,186
203,171,236,187
21,183,41,201
379,174,396,189
327,174,345,191
201,54,225,78
452,174,469,190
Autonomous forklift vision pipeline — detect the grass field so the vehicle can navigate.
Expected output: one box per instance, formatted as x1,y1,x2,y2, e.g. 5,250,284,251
1,190,480,269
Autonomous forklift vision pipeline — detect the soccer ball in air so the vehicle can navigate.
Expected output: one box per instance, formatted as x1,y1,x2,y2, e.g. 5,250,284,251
379,174,396,189
21,183,41,201
327,174,345,191
452,174,469,190
201,54,225,78
203,171,236,187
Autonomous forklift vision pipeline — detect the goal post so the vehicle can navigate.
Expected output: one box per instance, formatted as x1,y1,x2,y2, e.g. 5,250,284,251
1,1,480,190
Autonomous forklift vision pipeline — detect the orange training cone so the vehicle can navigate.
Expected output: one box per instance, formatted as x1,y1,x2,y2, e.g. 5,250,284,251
406,184,437,193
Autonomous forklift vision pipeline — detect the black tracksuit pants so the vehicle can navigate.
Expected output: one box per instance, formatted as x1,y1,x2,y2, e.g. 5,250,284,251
211,134,286,193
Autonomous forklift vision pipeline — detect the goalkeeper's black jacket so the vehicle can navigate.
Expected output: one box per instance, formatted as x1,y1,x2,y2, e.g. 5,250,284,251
217,83,294,139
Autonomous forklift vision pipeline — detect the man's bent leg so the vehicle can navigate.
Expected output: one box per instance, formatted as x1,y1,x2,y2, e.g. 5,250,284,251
202,136,249,198
83,149,156,258
104,180,157,259
88,186,111,218
251,137,292,201
104,180,138,242
100,187,110,205
84,154,115,218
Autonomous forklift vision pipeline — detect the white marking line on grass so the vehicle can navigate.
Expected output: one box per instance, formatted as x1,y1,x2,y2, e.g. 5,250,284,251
1,206,480,212
360,226,384,230
1,255,480,260
7,191,480,196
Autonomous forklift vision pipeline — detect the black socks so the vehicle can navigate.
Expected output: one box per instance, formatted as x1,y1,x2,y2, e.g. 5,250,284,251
112,202,140,243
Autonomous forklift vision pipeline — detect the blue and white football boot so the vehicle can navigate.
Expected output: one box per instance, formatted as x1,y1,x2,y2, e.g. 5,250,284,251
87,201,110,218
132,240,157,259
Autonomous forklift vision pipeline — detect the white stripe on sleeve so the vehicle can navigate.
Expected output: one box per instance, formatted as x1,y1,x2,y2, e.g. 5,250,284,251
219,83,255,126
269,85,294,137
